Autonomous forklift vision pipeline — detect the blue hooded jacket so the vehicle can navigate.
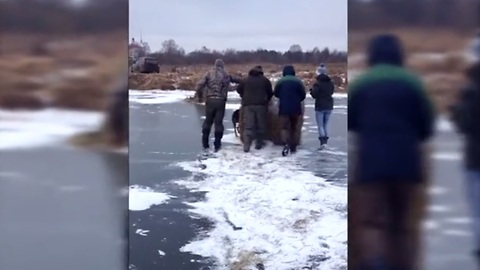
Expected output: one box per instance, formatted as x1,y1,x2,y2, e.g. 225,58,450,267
273,65,306,115
348,34,435,183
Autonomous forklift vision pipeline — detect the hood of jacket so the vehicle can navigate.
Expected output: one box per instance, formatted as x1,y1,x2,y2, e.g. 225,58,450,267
248,65,264,76
214,58,225,69
367,34,404,67
316,73,331,82
282,65,296,76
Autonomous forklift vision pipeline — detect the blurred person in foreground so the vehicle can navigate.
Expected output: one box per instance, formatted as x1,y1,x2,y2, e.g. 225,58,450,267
450,38,480,267
195,58,232,152
310,63,335,150
106,75,128,147
236,65,273,152
274,65,306,156
348,34,435,270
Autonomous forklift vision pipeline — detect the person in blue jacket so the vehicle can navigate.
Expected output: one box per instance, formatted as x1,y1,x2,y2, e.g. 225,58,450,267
274,65,306,156
348,34,435,270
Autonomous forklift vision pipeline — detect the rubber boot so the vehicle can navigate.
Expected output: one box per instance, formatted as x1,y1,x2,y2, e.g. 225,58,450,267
202,129,210,150
289,143,297,153
255,135,265,150
243,142,251,152
282,144,290,156
213,131,223,152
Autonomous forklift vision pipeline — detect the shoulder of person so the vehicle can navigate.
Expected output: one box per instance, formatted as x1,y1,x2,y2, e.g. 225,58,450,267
294,76,305,85
461,83,479,99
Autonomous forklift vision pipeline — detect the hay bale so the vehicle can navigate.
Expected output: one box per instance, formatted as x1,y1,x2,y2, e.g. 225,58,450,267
238,99,304,145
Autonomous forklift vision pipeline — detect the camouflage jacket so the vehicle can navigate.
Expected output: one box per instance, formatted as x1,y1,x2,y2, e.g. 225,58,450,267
195,67,231,100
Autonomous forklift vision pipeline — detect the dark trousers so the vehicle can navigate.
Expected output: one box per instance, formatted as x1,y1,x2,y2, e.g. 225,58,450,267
107,90,128,144
202,98,226,148
243,105,268,145
202,98,226,134
352,181,421,270
279,114,301,147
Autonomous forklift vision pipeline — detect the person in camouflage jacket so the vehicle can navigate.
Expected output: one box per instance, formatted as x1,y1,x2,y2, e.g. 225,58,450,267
195,58,232,152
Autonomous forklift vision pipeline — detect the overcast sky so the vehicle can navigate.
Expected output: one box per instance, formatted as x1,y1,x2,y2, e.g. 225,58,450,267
129,0,347,53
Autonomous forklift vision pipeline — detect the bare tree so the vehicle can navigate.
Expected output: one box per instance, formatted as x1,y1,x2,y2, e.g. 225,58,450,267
289,44,303,53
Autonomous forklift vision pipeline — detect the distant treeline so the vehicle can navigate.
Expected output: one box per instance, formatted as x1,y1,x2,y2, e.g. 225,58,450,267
148,40,347,65
349,0,478,31
0,0,127,34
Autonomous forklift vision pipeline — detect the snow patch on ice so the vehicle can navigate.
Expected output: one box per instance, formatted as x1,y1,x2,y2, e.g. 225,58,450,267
129,89,192,104
129,89,242,105
0,109,104,150
129,185,174,211
432,151,462,161
175,146,347,269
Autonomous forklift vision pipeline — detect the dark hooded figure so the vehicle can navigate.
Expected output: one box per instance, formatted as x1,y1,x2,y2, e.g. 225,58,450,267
106,75,128,146
236,65,273,152
195,58,232,152
348,34,435,270
273,65,306,156
450,58,480,266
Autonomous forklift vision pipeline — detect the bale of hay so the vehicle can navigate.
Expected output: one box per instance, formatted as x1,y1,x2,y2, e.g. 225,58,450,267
238,99,304,145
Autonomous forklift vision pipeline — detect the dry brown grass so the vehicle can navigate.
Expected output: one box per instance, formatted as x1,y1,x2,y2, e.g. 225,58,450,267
0,32,126,110
349,28,473,113
129,63,348,92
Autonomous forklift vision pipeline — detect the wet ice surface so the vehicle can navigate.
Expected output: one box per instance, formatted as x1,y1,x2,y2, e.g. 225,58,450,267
424,122,475,269
0,108,127,270
128,90,348,270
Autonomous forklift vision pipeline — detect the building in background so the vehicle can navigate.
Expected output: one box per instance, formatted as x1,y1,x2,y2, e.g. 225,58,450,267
128,38,151,62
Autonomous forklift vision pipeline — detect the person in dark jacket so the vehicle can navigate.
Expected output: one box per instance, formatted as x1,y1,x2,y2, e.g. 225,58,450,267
310,66,335,149
348,34,435,270
195,58,232,152
106,75,128,147
450,58,480,265
274,65,306,156
237,65,273,152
